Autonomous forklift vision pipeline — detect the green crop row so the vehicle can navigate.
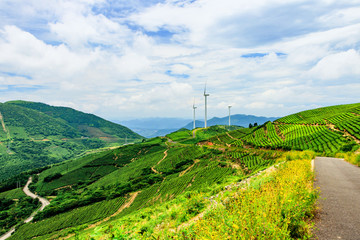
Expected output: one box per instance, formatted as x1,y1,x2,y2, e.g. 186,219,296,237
10,197,125,239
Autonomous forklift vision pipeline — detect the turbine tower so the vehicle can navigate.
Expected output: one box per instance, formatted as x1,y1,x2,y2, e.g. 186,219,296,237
228,105,232,128
193,99,197,130
204,83,210,128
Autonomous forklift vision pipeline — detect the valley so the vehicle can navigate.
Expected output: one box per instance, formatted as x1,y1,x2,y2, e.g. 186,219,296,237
0,102,359,239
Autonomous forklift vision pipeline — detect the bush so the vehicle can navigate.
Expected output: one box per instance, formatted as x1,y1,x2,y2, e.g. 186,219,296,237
44,173,63,182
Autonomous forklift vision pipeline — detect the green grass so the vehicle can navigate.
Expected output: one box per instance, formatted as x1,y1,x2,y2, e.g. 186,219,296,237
0,188,25,199
1,103,359,240
71,157,317,240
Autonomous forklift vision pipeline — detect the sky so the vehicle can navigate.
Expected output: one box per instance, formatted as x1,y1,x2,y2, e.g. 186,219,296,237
0,0,359,121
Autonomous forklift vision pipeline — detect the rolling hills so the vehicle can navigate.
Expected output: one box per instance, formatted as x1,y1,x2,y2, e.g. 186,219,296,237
1,102,359,239
0,101,142,181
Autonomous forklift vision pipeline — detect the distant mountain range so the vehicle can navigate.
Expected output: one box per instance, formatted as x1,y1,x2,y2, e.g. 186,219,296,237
183,114,279,129
120,114,279,138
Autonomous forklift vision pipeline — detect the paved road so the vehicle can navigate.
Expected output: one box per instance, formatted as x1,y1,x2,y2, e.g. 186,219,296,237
314,157,360,240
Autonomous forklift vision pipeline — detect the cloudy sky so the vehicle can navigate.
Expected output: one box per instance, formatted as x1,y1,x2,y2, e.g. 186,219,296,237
0,0,359,121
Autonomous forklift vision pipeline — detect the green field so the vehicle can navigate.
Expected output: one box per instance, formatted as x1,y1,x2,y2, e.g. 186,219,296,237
1,103,359,239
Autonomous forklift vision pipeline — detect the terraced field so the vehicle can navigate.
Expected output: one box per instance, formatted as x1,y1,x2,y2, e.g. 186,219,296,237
1,103,359,240
206,103,360,154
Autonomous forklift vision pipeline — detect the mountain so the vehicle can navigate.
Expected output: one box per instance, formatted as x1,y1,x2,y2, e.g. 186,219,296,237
183,114,279,129
0,101,142,181
119,118,191,138
119,117,191,129
120,115,278,138
1,103,359,239
7,100,142,140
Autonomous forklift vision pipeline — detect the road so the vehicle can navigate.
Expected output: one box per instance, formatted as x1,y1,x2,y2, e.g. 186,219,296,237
23,176,50,222
314,157,360,240
0,177,50,240
0,228,15,240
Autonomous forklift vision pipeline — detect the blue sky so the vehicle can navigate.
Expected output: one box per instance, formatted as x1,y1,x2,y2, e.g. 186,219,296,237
0,0,359,120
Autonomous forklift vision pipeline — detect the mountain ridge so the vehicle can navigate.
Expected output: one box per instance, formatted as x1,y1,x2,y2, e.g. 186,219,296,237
0,100,143,181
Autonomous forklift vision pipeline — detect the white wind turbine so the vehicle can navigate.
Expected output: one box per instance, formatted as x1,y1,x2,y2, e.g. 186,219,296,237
204,83,210,128
228,105,232,128
193,99,197,130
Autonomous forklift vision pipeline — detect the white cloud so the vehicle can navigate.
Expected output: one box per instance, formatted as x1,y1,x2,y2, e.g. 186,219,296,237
1,0,360,120
309,49,360,80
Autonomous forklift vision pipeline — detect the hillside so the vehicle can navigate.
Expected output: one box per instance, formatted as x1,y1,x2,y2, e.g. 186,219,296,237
0,101,142,181
7,101,142,140
1,103,359,239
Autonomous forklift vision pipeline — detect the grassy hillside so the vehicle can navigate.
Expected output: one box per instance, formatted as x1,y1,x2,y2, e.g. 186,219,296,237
6,100,142,140
204,103,360,155
0,101,143,181
3,103,360,239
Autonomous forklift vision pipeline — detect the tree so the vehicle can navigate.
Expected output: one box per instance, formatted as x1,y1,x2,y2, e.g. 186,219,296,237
249,123,253,128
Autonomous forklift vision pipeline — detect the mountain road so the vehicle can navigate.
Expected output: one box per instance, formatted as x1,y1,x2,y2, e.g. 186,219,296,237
313,157,360,240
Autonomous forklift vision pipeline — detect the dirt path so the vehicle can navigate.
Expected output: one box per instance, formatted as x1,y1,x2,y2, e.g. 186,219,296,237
192,128,200,138
179,160,199,177
328,123,360,144
0,112,7,133
0,112,11,153
151,149,168,174
23,177,50,223
86,191,139,230
59,191,140,240
313,157,360,239
0,177,50,240
0,228,15,240
226,132,236,140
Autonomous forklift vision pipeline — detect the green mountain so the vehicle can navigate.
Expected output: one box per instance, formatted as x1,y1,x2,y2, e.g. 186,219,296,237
0,101,142,181
1,103,359,239
6,100,142,140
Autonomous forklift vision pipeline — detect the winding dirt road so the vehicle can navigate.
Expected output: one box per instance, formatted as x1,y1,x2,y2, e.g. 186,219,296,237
23,176,50,223
0,177,50,240
313,157,360,239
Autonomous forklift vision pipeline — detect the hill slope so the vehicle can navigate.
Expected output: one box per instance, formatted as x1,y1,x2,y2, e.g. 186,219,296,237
2,103,359,239
6,101,142,140
0,101,142,181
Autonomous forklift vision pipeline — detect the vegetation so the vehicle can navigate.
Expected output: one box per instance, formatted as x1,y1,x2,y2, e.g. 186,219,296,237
69,155,316,239
1,102,359,239
10,197,125,239
0,196,40,236
0,101,142,181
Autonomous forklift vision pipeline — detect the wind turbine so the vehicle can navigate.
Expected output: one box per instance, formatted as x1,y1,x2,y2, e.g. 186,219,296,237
193,99,197,130
228,105,232,128
204,82,210,128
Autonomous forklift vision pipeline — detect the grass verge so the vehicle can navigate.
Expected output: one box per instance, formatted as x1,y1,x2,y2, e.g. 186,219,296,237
173,159,318,239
